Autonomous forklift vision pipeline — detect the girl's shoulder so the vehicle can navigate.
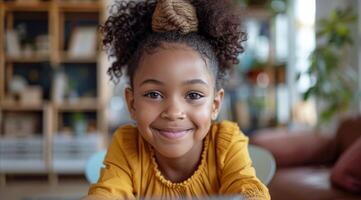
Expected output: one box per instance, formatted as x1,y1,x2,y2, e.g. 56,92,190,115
108,124,142,162
210,120,249,163
210,120,248,142
112,124,139,145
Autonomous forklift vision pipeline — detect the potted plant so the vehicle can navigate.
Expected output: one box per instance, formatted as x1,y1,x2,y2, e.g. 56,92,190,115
298,7,359,125
71,112,87,136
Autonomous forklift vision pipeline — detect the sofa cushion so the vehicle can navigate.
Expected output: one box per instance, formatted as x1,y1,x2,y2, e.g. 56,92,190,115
331,136,361,193
269,167,361,200
251,129,336,167
335,115,361,155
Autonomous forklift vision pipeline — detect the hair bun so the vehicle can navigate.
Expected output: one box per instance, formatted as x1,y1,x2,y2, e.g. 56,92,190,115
152,0,198,34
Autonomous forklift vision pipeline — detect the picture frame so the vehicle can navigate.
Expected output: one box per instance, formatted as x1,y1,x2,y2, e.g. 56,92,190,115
68,26,97,58
5,30,21,57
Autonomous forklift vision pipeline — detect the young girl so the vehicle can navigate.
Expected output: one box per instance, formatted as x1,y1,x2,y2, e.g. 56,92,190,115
85,0,270,199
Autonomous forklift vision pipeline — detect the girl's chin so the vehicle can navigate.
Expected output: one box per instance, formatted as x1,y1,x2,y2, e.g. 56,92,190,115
157,148,191,159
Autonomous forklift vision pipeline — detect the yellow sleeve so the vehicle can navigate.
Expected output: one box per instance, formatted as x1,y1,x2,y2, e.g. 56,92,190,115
87,126,136,199
217,121,270,200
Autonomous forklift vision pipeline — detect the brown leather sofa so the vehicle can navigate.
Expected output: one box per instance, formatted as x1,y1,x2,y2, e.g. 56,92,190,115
251,116,361,200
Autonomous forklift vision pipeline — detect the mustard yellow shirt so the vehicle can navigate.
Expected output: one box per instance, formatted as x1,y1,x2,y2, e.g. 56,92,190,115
88,120,270,199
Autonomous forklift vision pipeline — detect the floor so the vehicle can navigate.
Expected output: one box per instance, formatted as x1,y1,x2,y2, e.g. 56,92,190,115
0,175,90,200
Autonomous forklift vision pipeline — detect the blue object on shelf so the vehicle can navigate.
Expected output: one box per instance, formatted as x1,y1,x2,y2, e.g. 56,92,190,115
85,150,106,184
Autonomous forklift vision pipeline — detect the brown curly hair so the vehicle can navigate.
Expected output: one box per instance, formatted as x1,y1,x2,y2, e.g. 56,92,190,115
100,0,247,89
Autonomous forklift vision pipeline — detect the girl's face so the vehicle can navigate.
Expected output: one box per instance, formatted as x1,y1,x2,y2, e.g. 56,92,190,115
125,43,224,158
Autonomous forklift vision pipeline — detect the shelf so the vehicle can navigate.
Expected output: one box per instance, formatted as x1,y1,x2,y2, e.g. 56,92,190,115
0,136,46,173
2,1,102,12
60,53,98,63
52,134,102,174
243,7,273,19
3,1,51,12
0,160,47,173
54,98,99,111
58,1,102,12
5,55,50,63
0,101,46,111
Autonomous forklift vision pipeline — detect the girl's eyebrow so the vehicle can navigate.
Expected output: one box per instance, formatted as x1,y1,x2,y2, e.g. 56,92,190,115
140,79,164,86
140,79,208,86
182,79,208,85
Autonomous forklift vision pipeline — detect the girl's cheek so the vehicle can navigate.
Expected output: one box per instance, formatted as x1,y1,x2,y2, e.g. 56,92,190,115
190,105,213,120
136,102,162,119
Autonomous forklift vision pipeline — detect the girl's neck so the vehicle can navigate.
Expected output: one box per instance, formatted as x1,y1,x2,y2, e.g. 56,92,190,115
154,140,204,183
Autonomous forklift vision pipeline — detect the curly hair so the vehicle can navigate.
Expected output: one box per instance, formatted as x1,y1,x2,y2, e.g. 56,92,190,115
100,0,247,88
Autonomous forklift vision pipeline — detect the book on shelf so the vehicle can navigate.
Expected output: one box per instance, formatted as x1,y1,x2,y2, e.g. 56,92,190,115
2,112,42,138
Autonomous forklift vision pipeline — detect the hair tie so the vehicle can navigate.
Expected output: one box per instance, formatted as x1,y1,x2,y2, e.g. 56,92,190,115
152,0,198,34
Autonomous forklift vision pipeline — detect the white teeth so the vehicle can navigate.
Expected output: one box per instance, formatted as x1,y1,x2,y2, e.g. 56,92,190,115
157,129,191,132
152,128,193,139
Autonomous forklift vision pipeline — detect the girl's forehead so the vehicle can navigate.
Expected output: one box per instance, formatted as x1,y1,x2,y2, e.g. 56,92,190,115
134,45,215,87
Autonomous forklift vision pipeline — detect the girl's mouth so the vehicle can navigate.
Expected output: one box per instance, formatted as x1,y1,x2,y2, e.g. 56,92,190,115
152,128,193,139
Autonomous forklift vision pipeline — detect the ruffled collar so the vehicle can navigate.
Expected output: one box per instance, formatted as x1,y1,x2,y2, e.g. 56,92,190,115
149,135,210,189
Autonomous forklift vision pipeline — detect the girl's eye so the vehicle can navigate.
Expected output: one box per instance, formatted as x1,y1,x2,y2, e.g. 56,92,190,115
186,92,204,100
144,91,163,99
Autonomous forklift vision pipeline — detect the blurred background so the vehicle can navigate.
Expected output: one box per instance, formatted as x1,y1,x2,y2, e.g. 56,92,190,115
0,0,360,199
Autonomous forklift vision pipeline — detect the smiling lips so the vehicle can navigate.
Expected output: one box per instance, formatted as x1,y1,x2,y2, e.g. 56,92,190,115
154,128,193,139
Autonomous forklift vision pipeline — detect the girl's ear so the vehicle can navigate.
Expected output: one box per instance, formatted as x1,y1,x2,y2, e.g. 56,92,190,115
125,87,136,120
212,88,224,120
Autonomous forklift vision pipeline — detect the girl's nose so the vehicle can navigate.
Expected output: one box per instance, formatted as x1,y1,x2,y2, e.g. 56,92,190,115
160,100,186,121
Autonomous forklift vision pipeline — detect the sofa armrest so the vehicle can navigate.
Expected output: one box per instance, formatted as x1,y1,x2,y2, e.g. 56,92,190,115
250,128,337,168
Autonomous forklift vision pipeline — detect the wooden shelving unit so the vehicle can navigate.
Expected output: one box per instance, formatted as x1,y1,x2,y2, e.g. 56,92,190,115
222,5,287,134
0,0,108,185
0,2,5,104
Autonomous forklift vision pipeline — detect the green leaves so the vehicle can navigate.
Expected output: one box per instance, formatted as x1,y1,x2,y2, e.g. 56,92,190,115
317,8,356,47
300,7,357,124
